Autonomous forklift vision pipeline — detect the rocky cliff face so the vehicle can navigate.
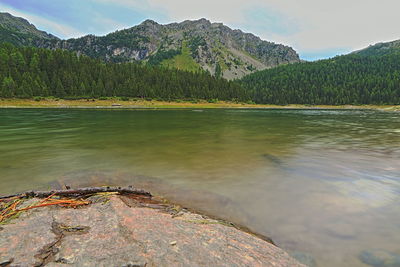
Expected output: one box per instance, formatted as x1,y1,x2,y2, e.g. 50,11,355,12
0,12,300,79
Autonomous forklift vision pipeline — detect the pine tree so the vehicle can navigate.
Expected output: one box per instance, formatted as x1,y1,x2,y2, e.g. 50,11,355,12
1,76,15,97
55,78,65,98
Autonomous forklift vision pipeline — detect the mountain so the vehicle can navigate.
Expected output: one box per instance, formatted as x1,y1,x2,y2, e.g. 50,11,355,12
0,13,300,79
0,12,58,46
353,39,400,56
240,53,400,105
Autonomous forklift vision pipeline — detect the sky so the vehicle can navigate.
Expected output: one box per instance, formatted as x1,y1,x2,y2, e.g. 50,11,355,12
1,0,400,61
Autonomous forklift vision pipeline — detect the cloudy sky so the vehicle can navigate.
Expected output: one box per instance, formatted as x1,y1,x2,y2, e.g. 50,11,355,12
1,0,399,60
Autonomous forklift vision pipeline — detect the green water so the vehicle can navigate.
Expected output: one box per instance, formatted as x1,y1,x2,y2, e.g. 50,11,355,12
0,108,399,266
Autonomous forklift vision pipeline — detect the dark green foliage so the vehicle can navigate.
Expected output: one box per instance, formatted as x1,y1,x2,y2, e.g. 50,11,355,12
0,12,57,47
187,36,207,56
1,76,16,97
147,49,181,65
0,25,38,46
215,63,222,79
240,53,400,105
355,41,400,57
100,29,150,48
0,43,249,101
60,31,150,63
246,64,256,71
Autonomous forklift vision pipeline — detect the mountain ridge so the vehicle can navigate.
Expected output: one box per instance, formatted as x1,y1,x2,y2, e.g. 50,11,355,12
0,12,58,46
353,39,400,56
0,13,300,79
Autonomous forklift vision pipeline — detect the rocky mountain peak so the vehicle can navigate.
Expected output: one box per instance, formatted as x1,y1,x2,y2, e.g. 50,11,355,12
181,18,212,26
140,19,159,26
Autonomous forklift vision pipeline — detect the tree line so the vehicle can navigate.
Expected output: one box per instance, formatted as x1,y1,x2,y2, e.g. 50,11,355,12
0,43,249,101
240,53,400,105
2,42,399,105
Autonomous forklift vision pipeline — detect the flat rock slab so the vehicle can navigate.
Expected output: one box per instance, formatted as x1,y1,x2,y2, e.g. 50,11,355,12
0,195,304,267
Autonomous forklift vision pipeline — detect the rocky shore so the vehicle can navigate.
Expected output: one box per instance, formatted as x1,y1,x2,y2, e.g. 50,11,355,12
0,189,304,267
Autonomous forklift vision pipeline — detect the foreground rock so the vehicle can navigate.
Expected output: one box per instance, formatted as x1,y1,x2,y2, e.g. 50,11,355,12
0,193,304,267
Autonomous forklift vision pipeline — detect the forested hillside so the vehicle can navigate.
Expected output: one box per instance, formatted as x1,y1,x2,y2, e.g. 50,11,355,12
240,53,400,105
0,43,248,101
2,35,400,105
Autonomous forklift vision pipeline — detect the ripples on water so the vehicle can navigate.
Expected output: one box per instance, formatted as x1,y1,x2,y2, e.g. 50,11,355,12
0,108,399,267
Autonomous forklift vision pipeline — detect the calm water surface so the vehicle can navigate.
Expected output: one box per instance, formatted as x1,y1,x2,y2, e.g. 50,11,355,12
0,109,399,266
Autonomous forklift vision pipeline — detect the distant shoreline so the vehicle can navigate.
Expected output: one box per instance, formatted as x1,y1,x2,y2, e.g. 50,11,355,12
0,98,398,111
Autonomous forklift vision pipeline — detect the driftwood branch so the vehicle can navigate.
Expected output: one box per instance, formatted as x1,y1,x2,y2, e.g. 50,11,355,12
0,186,152,200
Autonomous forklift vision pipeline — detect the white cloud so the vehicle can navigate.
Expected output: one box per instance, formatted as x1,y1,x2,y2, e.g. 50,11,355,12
88,13,128,35
148,0,254,24
264,0,400,52
3,0,400,58
0,4,83,38
130,0,400,55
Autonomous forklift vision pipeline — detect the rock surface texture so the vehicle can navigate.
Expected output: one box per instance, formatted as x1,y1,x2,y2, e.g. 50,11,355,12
0,195,304,267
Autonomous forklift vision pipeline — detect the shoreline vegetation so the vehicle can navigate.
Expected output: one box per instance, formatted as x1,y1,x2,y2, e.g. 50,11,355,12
1,43,399,108
0,98,399,111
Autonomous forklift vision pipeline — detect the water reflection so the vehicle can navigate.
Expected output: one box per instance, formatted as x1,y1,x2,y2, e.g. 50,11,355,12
0,108,399,267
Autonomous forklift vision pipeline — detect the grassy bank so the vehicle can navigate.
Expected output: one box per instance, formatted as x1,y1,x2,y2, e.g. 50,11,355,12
0,98,399,111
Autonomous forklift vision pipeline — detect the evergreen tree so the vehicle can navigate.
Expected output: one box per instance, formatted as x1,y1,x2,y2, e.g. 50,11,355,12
55,78,65,98
1,76,15,97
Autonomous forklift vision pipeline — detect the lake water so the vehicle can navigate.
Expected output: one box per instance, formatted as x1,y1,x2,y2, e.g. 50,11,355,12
0,108,399,266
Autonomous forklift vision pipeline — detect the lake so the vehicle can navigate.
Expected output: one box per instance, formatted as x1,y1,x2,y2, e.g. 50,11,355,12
0,108,399,267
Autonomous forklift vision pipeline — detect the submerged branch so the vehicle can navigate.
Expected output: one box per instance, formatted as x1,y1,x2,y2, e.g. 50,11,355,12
0,186,152,200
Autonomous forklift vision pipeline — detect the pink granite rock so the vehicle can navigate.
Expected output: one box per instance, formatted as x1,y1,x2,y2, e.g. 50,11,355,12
0,195,304,267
